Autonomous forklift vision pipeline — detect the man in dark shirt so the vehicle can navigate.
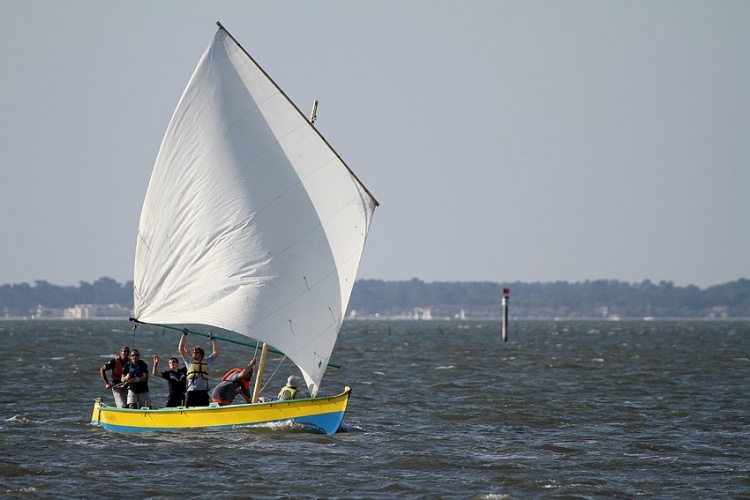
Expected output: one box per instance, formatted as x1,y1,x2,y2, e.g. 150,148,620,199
122,349,150,409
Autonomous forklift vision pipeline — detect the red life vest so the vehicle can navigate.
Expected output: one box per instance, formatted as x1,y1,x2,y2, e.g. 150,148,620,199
112,356,125,383
221,368,250,391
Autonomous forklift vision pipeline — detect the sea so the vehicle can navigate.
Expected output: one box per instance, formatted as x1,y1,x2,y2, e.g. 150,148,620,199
1,319,748,499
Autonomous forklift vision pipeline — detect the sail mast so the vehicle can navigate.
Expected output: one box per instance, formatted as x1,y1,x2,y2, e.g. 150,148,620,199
214,21,379,208
309,100,318,124
252,343,269,403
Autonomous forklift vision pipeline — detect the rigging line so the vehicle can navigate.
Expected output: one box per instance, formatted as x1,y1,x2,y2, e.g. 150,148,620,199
215,21,379,208
129,318,268,349
99,382,125,402
128,318,342,370
260,354,287,394
131,322,138,350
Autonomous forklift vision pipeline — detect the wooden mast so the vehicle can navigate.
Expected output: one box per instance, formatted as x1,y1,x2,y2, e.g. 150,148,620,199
252,343,269,402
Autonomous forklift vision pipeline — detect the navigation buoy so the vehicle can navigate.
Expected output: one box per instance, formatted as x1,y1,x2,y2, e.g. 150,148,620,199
501,288,509,342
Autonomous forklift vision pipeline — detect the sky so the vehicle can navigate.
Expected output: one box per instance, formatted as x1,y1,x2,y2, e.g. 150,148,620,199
2,1,749,289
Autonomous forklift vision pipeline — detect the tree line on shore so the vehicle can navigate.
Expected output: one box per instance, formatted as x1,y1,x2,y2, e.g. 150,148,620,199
349,278,750,319
1,276,749,319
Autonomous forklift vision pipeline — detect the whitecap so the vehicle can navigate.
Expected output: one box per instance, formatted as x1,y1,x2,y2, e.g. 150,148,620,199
5,487,37,494
5,414,32,423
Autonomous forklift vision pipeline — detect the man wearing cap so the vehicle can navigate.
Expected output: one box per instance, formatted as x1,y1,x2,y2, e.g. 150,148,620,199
277,375,306,400
100,346,131,408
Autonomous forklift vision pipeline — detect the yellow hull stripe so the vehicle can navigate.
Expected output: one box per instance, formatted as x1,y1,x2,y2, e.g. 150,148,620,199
91,387,351,434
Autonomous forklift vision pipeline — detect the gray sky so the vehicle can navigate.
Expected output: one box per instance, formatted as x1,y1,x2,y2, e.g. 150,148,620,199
2,1,749,289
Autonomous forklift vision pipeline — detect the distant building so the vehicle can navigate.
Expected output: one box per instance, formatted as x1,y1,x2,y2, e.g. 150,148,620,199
33,304,65,319
63,304,131,319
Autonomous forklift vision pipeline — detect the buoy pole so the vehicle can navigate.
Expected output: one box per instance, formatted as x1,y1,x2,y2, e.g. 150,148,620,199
501,288,509,342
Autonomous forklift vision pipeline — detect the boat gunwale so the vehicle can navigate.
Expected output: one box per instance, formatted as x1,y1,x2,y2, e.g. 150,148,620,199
94,386,351,414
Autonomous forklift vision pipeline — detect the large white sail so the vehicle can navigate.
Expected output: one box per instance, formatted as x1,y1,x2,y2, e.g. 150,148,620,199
133,26,377,396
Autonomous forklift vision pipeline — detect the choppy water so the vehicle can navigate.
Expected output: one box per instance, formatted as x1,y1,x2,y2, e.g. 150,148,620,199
1,319,749,498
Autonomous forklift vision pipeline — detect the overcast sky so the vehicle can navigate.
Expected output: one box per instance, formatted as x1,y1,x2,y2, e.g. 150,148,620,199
2,1,748,289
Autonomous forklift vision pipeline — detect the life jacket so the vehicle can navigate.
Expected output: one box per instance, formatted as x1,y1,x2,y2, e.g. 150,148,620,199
187,358,209,381
112,356,125,383
278,386,298,400
221,368,250,391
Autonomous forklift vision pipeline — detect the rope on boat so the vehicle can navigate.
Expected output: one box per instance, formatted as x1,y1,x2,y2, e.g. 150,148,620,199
99,382,125,400
131,321,138,350
249,338,282,393
260,353,287,394
128,318,341,369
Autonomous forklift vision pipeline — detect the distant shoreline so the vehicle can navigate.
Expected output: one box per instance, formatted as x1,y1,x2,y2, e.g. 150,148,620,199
3,277,750,319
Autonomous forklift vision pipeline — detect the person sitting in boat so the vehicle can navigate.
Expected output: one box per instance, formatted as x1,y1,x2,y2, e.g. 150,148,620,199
210,358,257,406
277,375,306,400
100,346,131,408
121,349,151,409
179,331,218,407
152,355,187,407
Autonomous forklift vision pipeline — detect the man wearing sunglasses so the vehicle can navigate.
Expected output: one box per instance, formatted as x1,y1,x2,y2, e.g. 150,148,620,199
179,332,219,407
122,349,151,409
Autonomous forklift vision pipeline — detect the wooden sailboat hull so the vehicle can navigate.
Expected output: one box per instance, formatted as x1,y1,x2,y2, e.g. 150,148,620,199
91,386,350,434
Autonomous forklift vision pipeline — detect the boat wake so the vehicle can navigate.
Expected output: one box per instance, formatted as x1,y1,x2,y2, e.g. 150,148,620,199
5,414,38,424
338,421,366,433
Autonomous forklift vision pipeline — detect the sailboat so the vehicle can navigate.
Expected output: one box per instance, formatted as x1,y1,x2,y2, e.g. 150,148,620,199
91,22,378,433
